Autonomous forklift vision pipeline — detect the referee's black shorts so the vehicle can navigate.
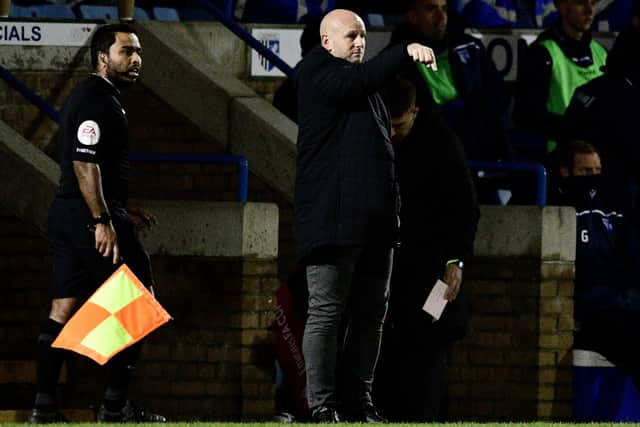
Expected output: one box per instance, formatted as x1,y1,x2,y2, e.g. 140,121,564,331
48,197,154,299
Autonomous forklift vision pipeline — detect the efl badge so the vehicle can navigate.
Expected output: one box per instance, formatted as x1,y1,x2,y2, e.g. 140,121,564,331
77,120,101,145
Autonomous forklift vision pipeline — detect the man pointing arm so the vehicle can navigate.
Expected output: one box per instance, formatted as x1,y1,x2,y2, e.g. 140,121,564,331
294,9,436,423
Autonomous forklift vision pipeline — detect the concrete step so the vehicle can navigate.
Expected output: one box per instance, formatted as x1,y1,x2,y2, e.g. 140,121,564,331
0,409,95,422
0,360,67,384
135,22,296,201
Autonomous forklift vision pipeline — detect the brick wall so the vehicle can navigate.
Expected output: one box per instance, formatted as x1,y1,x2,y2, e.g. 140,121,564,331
128,257,278,420
448,257,574,421
0,212,279,420
0,215,51,410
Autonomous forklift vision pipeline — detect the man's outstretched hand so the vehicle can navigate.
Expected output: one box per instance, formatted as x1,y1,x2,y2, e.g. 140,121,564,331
407,43,438,71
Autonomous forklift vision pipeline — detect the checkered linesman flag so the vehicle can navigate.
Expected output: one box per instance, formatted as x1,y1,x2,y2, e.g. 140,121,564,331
52,264,172,365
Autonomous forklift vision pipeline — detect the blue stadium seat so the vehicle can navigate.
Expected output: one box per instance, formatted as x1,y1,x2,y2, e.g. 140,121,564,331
383,14,405,27
133,7,150,21
152,7,180,21
10,4,75,19
177,7,216,21
79,5,119,20
79,5,149,21
367,13,385,27
366,13,404,27
9,5,30,18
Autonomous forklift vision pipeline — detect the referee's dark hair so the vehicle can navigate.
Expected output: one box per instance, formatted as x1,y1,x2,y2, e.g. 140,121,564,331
383,78,417,119
90,23,138,70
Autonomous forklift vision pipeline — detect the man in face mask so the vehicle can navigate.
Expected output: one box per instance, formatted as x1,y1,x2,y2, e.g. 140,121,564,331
556,140,640,390
557,140,602,204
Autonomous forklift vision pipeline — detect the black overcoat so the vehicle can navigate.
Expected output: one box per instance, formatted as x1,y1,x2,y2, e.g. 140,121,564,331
294,44,409,261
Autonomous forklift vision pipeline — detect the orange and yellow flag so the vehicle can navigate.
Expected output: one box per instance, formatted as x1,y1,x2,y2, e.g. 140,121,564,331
52,264,171,365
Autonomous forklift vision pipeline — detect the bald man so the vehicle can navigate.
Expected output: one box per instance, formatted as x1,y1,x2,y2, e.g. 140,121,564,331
294,9,436,423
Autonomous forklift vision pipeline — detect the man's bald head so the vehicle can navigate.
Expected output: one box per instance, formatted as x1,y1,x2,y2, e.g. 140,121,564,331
320,9,366,63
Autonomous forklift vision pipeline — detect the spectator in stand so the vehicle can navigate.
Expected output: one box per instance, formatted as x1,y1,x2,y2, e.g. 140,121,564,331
375,78,479,422
387,0,512,163
273,13,322,123
554,141,640,388
564,2,640,210
514,0,607,153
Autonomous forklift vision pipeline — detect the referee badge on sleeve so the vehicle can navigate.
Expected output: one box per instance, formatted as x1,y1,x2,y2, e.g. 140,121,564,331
77,120,101,146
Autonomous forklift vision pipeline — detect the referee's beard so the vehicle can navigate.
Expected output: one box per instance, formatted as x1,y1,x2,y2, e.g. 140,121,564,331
105,71,138,89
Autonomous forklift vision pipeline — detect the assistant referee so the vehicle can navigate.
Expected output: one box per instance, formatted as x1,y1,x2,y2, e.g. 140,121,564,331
30,23,164,424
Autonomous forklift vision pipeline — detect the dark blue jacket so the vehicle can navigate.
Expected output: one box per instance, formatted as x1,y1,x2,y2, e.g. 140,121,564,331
390,112,479,342
294,44,409,261
556,176,640,318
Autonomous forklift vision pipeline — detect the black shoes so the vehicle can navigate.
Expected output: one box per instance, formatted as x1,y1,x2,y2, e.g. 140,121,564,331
344,404,388,423
28,408,67,424
311,405,340,423
96,400,166,423
310,404,386,423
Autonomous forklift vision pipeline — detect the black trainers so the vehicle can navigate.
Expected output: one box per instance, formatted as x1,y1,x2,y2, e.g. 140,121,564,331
311,405,340,423
97,400,166,423
344,404,387,423
28,408,67,424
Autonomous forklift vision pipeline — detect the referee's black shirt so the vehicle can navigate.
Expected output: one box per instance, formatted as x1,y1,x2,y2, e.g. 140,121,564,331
56,74,130,208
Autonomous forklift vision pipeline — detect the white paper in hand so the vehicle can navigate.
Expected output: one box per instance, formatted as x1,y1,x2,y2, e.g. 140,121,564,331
422,279,449,321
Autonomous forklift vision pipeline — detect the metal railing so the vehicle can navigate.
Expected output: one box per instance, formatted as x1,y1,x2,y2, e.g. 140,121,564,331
0,65,60,123
195,0,294,77
128,153,249,202
0,65,250,202
468,160,547,206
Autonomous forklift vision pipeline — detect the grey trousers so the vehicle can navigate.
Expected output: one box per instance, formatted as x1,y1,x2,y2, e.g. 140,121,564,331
303,245,393,411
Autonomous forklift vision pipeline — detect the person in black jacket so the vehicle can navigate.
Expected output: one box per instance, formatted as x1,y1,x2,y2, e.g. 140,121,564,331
514,0,606,151
294,9,437,423
375,78,479,421
388,0,511,163
563,7,640,210
554,141,640,388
